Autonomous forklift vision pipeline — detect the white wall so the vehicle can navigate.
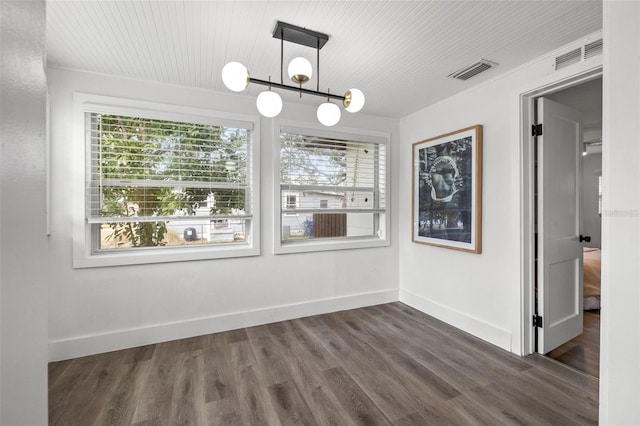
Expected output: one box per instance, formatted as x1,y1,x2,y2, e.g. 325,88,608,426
0,1,49,424
398,32,603,352
47,68,400,361
599,1,640,424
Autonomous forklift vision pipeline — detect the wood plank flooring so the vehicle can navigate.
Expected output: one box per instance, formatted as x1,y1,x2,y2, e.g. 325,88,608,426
548,311,600,378
49,303,599,425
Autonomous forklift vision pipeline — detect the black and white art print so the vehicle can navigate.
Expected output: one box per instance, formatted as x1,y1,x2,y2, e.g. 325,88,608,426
412,125,482,253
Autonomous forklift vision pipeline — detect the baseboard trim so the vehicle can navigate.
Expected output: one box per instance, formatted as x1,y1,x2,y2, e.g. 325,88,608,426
399,289,512,352
49,289,399,362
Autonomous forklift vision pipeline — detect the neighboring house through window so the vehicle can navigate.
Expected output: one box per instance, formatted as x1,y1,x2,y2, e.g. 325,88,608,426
276,124,389,253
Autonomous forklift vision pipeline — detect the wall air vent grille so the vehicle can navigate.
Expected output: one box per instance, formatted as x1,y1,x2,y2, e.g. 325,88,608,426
584,39,603,60
555,48,581,70
448,59,496,81
555,39,603,71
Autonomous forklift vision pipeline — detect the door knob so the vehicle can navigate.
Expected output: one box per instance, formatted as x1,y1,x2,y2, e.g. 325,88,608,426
579,235,591,243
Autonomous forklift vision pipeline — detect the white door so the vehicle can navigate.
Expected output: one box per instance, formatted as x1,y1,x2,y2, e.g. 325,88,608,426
536,97,584,354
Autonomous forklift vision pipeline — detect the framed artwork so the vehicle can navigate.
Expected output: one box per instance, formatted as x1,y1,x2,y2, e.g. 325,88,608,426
412,125,482,253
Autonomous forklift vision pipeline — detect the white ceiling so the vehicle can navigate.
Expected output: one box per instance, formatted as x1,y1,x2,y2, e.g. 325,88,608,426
46,0,602,119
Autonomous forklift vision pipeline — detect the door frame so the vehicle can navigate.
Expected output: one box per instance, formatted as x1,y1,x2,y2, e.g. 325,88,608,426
519,66,602,355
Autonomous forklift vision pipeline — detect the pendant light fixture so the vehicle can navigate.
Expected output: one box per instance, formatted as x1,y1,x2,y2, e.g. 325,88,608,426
221,21,365,126
255,76,283,118
221,62,249,92
316,90,341,126
288,57,313,85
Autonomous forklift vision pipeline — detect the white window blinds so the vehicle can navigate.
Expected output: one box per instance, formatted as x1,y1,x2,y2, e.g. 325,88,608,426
86,112,252,224
280,130,386,215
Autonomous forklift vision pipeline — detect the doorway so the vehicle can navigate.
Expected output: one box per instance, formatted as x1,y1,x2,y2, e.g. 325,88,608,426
520,73,602,376
540,77,602,377
518,65,602,362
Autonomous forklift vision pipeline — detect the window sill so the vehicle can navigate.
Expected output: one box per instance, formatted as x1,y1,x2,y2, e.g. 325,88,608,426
73,244,260,268
274,237,388,255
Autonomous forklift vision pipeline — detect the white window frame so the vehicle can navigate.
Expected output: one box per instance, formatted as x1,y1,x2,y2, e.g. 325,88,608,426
273,120,390,254
73,93,260,268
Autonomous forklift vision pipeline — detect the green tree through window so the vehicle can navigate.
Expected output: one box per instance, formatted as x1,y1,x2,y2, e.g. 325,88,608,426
91,113,249,249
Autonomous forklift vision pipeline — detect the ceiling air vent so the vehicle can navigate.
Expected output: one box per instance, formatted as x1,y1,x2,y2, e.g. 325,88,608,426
555,39,603,71
555,48,581,70
584,39,603,60
448,59,496,81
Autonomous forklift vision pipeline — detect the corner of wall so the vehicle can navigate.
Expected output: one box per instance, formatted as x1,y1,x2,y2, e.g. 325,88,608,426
49,288,399,361
399,289,512,352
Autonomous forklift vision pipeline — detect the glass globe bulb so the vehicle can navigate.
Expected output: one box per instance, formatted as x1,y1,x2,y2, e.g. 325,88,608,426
221,62,249,92
256,90,283,118
344,88,365,113
288,57,313,84
317,102,341,127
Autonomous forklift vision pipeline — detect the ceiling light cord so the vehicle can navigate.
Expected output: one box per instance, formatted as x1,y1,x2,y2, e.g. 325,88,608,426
317,38,320,93
280,28,284,85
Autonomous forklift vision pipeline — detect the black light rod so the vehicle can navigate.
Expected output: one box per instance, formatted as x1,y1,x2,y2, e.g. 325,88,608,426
249,77,345,101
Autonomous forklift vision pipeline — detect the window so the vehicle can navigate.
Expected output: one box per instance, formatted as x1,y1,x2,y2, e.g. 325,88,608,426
74,94,259,267
285,194,298,209
276,124,389,253
598,175,602,215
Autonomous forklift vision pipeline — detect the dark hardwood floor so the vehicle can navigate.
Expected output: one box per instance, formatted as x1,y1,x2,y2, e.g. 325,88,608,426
548,310,600,378
49,303,599,425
